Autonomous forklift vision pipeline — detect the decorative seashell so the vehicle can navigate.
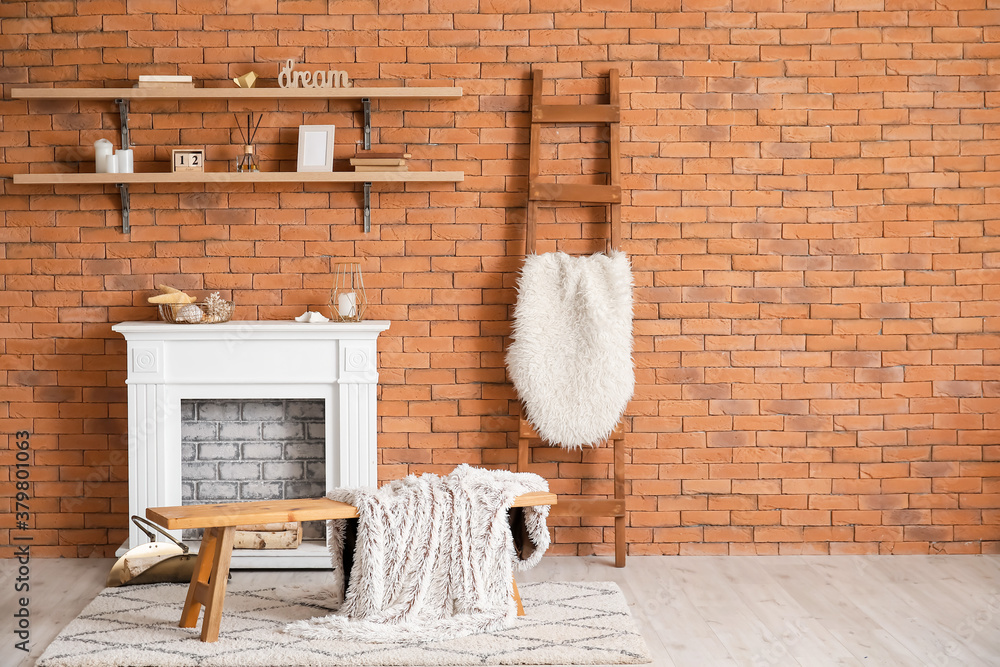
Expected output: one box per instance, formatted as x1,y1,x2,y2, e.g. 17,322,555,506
204,292,229,322
174,304,204,323
295,310,330,323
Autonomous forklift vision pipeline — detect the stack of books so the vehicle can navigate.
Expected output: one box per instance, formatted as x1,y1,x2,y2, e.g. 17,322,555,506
351,151,411,172
136,75,194,89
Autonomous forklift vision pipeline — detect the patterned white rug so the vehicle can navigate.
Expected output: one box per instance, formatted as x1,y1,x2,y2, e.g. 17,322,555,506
37,580,651,666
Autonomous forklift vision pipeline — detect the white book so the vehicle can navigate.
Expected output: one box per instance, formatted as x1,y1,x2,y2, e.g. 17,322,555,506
138,75,192,82
135,82,195,89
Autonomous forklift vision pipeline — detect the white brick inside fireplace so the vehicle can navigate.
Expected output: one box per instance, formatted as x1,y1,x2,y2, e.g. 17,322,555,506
112,320,390,568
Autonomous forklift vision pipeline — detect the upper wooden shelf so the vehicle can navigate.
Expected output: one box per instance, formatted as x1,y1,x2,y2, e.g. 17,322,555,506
11,86,463,101
12,171,465,185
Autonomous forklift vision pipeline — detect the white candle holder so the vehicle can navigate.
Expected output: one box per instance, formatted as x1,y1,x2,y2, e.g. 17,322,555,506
328,259,367,322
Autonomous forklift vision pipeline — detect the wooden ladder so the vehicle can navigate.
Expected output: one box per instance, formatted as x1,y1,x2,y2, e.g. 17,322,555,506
519,68,627,568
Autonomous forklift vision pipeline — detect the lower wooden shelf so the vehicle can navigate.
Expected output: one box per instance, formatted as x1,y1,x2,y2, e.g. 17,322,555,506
12,170,464,185
12,170,464,234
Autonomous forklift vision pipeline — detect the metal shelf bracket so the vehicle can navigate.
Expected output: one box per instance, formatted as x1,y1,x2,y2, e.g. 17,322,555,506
359,98,374,233
362,98,371,150
115,98,130,148
117,183,130,234
363,182,371,233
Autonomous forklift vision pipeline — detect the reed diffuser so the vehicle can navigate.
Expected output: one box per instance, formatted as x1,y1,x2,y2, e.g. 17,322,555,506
234,112,263,173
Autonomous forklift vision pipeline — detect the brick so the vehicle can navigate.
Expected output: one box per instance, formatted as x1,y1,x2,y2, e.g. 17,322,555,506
218,462,262,481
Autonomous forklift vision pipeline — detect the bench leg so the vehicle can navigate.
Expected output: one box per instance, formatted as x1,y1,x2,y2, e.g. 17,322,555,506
179,525,235,642
512,575,525,617
179,528,217,629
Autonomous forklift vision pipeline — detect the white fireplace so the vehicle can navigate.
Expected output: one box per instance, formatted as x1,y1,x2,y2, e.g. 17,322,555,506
112,320,390,568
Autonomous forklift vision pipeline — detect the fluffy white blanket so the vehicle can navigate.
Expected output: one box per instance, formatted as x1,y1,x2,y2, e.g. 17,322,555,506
507,251,635,448
284,465,550,643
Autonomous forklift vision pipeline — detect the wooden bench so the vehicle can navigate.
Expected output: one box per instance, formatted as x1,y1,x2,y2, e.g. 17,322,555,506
146,491,557,642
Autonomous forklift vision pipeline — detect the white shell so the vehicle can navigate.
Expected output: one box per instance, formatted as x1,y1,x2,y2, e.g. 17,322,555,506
294,310,330,323
175,304,204,323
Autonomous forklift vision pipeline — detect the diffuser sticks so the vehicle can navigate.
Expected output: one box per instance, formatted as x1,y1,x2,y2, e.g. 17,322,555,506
235,112,262,173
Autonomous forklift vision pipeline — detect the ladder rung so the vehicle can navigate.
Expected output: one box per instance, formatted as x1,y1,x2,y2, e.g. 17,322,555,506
532,104,620,123
520,417,625,441
529,182,622,204
550,498,627,518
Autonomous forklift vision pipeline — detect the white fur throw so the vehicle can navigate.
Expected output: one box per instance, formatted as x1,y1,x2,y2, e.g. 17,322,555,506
507,251,635,448
284,465,550,643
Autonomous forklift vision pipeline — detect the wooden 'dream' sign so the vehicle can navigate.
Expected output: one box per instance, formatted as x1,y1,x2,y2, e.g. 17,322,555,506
278,58,351,89
172,148,205,173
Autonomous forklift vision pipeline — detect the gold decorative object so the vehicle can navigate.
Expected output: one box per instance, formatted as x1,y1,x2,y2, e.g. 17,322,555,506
328,259,367,322
233,71,258,88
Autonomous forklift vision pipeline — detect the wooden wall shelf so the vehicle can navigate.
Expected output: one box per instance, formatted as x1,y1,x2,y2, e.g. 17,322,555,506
11,86,463,100
10,84,464,233
13,171,463,235
13,171,465,185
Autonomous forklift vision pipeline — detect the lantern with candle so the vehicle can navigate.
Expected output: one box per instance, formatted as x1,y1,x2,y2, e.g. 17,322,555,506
328,259,367,322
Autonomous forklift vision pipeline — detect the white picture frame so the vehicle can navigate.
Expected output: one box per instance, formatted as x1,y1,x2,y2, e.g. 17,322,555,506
296,124,335,172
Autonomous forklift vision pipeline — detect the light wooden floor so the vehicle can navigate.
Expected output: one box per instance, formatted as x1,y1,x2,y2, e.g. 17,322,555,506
3,555,999,667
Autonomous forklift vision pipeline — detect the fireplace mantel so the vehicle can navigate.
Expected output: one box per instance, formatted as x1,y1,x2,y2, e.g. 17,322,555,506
112,320,390,568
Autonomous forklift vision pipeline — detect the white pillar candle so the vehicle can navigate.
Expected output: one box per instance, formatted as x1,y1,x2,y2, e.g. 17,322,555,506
94,138,113,173
337,292,357,318
115,148,133,173
105,154,119,173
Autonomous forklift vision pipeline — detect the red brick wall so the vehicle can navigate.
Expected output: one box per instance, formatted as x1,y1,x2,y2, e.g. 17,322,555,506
2,0,999,557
